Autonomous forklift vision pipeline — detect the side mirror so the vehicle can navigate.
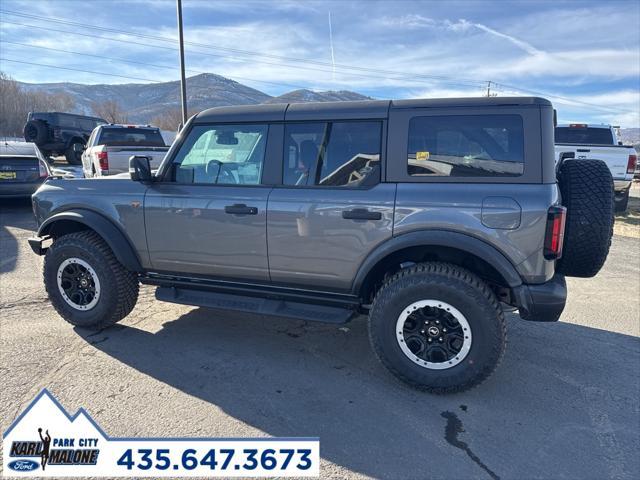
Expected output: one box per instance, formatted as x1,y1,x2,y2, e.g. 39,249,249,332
129,155,152,182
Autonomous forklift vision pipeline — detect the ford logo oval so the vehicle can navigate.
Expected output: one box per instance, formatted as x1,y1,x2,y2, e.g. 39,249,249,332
8,459,39,471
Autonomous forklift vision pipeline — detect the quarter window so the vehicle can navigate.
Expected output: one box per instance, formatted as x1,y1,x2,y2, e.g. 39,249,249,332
170,124,268,185
283,121,381,187
407,115,524,177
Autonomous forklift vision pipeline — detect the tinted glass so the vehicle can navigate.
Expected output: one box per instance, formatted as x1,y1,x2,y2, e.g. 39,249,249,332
283,121,381,187
554,127,614,145
55,114,76,128
171,124,268,185
97,128,165,147
407,115,524,177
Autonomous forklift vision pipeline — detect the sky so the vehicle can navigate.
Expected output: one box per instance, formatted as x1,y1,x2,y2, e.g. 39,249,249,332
1,0,639,126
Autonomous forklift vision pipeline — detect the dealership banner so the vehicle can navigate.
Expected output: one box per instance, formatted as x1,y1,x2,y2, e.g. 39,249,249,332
3,390,319,477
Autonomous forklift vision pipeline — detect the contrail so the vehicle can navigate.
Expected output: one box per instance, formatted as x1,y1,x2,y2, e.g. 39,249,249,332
472,22,542,56
328,11,335,81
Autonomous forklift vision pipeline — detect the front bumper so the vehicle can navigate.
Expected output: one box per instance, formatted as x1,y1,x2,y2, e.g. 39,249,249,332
27,235,51,255
511,274,567,322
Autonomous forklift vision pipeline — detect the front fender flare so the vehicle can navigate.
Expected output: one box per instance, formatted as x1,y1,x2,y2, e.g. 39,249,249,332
37,209,143,272
351,230,523,295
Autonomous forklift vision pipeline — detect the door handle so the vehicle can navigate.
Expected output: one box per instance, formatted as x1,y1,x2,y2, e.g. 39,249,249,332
224,204,258,215
342,208,382,221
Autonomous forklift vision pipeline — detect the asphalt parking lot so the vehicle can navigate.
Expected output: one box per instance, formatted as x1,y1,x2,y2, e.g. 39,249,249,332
1,195,639,479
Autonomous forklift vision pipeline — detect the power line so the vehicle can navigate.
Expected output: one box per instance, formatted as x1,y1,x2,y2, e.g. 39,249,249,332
0,9,488,87
2,8,632,115
0,20,485,91
0,58,162,83
493,82,634,114
1,40,315,92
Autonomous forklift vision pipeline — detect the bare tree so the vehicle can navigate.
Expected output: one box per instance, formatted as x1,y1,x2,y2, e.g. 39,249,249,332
150,108,184,131
150,107,201,131
0,71,76,137
91,99,128,123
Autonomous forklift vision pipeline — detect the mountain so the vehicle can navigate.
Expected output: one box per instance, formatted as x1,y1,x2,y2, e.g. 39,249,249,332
264,89,371,104
618,128,640,148
17,74,369,123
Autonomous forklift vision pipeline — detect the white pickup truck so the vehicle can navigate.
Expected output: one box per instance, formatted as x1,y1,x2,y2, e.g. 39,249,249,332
82,124,169,177
555,123,637,212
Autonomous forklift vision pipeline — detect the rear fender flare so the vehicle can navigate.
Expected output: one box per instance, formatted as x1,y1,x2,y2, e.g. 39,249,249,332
351,230,523,296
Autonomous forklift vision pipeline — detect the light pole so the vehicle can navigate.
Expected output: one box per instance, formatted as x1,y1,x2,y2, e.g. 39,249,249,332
176,0,188,125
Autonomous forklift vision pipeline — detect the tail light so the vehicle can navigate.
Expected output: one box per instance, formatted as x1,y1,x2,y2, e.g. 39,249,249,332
97,151,109,171
38,159,49,178
627,154,637,174
544,206,567,260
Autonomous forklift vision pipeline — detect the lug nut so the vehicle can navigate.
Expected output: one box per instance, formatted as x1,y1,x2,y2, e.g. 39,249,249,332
439,337,443,342
421,330,425,334
428,338,432,343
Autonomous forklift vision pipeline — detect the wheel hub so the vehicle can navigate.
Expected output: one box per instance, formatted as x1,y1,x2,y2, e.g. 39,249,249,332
396,300,472,370
56,258,101,311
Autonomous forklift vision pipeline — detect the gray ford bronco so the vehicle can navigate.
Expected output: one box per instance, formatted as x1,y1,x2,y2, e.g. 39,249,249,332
28,97,614,393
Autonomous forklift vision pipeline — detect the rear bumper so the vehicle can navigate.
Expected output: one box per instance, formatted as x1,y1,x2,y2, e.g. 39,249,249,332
511,274,567,322
0,181,43,198
614,180,631,192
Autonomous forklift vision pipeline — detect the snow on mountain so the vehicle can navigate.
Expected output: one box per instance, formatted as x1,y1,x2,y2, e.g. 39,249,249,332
264,89,371,104
17,74,370,123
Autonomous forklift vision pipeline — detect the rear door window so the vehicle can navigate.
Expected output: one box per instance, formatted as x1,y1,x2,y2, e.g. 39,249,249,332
283,121,382,187
407,115,524,177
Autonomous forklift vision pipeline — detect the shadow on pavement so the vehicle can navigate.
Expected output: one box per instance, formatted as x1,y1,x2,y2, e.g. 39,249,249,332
0,198,35,273
78,309,640,479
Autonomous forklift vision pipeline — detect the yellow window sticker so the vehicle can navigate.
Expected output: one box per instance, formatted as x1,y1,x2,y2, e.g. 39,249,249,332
416,151,430,161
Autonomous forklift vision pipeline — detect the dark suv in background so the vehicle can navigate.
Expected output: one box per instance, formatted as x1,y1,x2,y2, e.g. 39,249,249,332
23,112,106,165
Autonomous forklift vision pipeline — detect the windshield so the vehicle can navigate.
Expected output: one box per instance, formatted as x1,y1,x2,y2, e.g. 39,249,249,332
555,127,614,145
97,128,166,147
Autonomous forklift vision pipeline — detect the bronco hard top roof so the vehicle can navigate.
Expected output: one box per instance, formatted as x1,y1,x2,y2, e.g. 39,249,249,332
194,97,551,124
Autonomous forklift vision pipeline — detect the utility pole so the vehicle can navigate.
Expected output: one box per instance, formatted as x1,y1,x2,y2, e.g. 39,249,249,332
176,0,188,125
486,80,497,97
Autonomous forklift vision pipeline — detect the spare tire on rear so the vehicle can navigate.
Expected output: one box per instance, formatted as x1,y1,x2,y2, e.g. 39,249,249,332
556,159,614,278
23,120,48,144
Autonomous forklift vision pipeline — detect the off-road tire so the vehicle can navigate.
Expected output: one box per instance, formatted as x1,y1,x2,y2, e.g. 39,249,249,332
368,262,506,394
65,142,84,165
614,188,630,213
23,120,48,144
556,159,614,278
44,231,139,329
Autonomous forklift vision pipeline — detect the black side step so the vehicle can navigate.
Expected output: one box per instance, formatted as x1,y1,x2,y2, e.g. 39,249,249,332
155,287,355,324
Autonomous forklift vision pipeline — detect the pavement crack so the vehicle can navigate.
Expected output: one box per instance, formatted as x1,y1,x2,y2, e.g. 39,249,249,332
441,411,500,480
0,296,49,310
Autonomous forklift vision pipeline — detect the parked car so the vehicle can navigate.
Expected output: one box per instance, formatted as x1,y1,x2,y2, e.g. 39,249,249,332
28,97,614,393
0,141,51,198
554,123,637,212
81,124,169,177
23,112,107,165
